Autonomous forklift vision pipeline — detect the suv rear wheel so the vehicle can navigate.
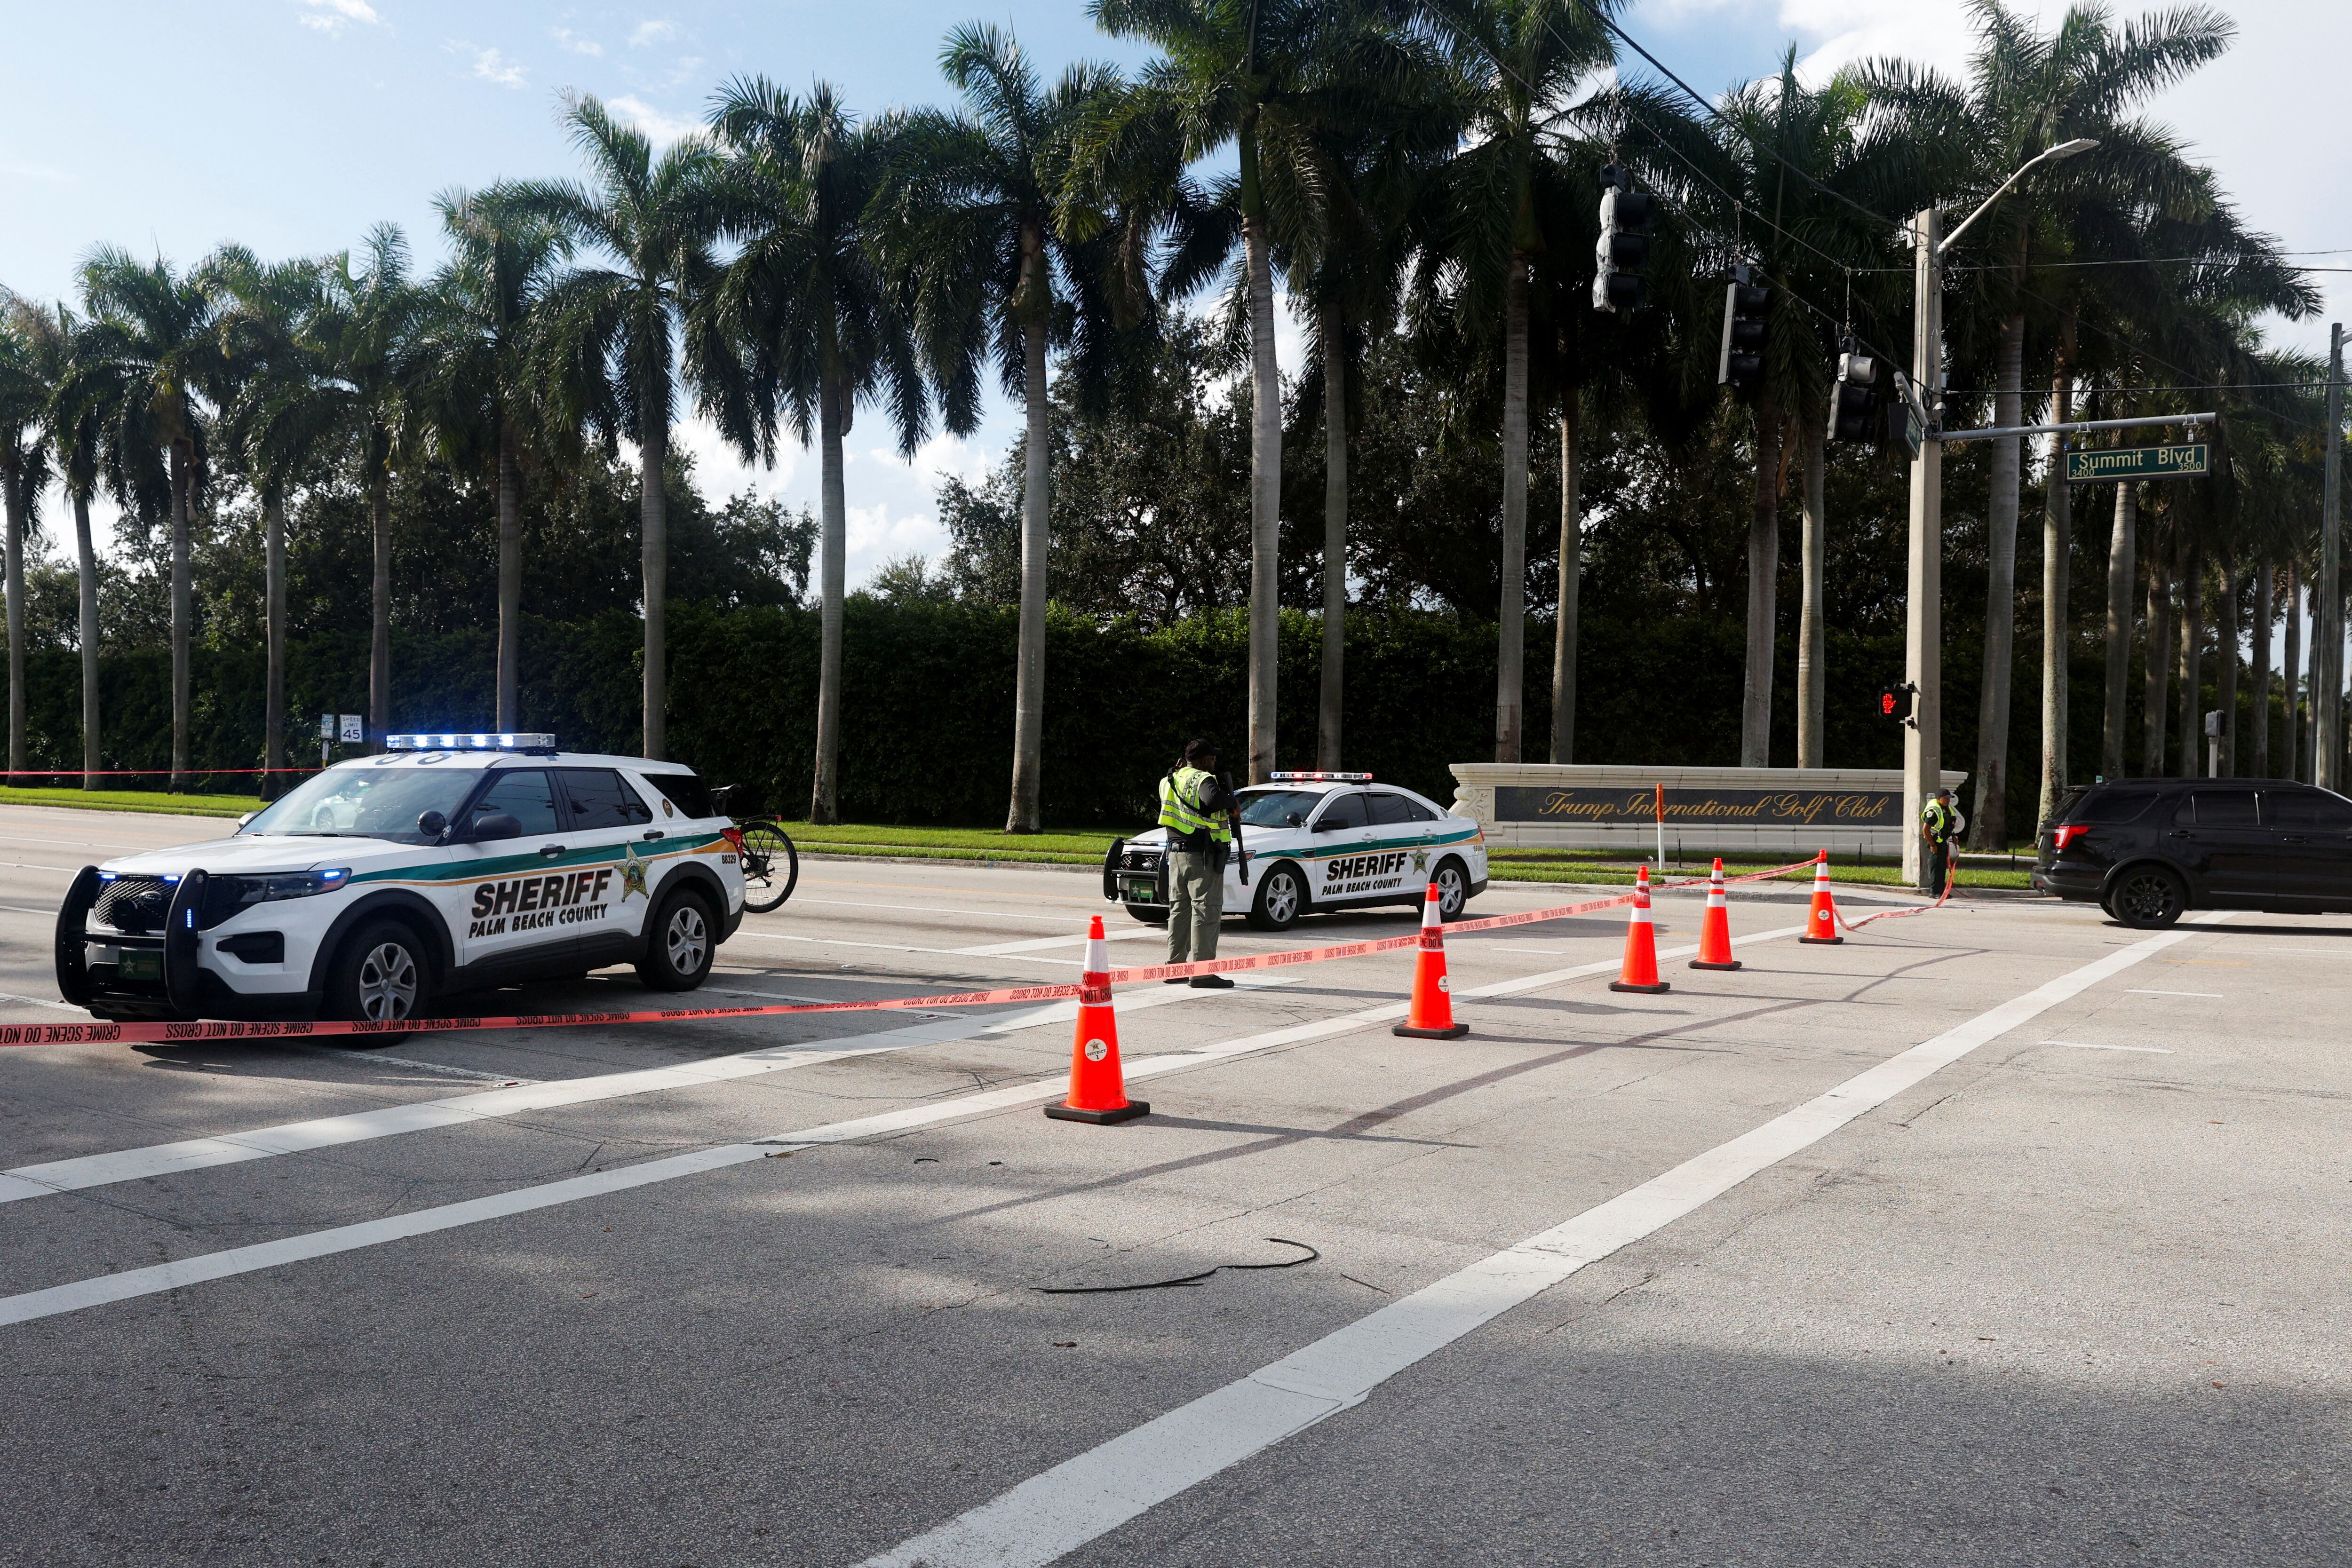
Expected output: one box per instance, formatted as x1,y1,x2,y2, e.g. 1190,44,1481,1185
637,888,716,990
2110,865,2186,930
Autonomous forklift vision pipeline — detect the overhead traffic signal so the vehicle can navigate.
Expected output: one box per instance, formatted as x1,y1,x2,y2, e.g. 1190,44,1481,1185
1828,349,1880,443
1718,266,1768,390
1592,165,1655,315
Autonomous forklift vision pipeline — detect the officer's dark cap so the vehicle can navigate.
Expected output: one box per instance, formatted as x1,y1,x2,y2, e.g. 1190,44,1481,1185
1184,738,1220,764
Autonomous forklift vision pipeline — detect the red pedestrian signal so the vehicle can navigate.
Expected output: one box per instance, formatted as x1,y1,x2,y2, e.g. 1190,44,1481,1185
1880,689,1898,717
1879,681,1915,725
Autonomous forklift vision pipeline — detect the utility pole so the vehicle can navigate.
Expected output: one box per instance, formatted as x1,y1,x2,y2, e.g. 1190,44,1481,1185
1902,206,1943,887
2321,324,2344,792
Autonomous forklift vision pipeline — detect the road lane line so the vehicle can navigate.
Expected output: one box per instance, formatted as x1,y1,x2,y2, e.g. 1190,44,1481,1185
2126,988,2223,998
852,914,2230,1568
0,975,1302,1206
0,932,1800,1324
2041,1039,2173,1053
954,931,1164,956
0,904,60,916
290,1046,539,1084
0,993,84,1014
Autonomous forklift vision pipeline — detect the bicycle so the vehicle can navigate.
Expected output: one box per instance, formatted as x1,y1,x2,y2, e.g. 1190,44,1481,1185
713,788,800,914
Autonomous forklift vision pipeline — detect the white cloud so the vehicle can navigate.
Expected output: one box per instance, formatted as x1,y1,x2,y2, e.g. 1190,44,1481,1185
551,27,602,56
609,95,700,147
472,48,526,88
629,19,676,48
669,412,799,500
297,0,381,34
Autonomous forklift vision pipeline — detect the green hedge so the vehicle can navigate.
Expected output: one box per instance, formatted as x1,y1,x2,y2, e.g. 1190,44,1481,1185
23,600,2160,831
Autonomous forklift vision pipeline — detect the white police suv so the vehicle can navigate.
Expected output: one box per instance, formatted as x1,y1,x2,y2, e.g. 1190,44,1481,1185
54,734,747,1023
1102,771,1490,932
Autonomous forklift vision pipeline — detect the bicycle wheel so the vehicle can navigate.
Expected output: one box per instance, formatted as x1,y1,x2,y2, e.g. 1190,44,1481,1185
737,819,800,913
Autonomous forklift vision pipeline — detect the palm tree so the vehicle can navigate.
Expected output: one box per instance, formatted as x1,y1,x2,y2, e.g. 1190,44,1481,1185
1412,0,1616,763
318,227,421,743
705,79,925,824
1086,0,1349,782
211,245,339,779
516,97,727,761
875,26,1130,832
74,249,222,791
415,190,568,732
26,302,105,786
0,299,54,776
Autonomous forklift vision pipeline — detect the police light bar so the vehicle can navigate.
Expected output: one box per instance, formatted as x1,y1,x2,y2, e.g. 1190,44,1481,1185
384,733,556,751
1267,771,1373,783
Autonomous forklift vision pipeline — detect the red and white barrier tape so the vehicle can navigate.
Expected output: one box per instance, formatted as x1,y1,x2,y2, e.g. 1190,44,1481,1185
1833,864,1958,932
2,856,1826,1049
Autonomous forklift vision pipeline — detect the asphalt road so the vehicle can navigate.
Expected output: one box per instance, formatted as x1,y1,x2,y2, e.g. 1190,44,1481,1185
1,802,2345,1568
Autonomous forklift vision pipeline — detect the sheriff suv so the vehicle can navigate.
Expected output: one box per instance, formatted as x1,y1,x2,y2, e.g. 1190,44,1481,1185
1103,771,1489,931
54,734,747,1023
2032,776,2352,928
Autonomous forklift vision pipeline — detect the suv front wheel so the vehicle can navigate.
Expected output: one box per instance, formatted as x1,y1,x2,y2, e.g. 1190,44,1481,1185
328,919,433,1022
2109,865,2186,930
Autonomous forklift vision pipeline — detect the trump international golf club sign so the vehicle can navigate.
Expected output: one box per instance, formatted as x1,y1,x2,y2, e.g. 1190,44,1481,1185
1448,765,1971,856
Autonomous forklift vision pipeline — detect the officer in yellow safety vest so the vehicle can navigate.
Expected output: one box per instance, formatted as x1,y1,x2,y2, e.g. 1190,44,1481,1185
1159,738,1236,988
1919,787,1963,895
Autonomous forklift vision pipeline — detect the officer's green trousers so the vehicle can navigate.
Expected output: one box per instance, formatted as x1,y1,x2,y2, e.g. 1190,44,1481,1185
1166,847,1223,965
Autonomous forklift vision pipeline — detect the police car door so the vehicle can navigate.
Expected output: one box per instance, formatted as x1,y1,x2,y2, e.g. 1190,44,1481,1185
1308,790,1381,905
551,767,660,962
448,767,585,971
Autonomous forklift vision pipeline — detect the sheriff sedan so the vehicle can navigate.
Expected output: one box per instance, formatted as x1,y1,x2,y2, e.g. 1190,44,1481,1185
54,734,746,1023
1103,771,1489,931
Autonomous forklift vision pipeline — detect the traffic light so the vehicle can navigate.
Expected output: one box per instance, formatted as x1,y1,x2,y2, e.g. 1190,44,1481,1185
1592,165,1654,314
1717,265,1767,390
1879,681,1916,726
1828,349,1879,443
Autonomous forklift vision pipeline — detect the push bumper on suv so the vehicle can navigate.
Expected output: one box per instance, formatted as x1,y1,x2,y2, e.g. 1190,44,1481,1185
57,864,327,1022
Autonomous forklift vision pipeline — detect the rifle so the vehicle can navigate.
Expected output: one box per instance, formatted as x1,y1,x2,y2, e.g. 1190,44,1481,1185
1220,770,1249,886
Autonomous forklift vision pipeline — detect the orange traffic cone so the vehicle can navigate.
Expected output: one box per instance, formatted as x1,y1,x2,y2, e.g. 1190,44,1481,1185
1393,882,1470,1039
1044,916,1150,1124
1798,851,1844,945
1689,858,1741,971
1609,866,1671,994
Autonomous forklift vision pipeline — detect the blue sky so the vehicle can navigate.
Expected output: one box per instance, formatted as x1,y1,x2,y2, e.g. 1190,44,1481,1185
4,0,2344,582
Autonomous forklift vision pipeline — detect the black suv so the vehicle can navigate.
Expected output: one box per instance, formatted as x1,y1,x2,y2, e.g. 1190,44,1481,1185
2033,777,2352,927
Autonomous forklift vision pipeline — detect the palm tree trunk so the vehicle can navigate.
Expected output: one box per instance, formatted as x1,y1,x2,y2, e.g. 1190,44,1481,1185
2100,480,2136,779
3,471,24,776
1740,398,1781,768
265,491,286,778
1796,412,1826,769
1494,257,1529,764
1242,210,1281,784
1549,403,1579,766
2177,546,2202,777
810,371,847,825
640,403,668,763
496,417,522,730
1971,318,2027,846
169,434,192,792
2216,556,2240,777
2037,352,2074,827
2283,560,2301,782
2143,541,2171,775
1005,312,1050,833
74,491,100,788
369,432,392,749
1317,319,1346,771
2251,556,2272,778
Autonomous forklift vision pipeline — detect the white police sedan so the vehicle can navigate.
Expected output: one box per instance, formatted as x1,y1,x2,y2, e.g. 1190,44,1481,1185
54,734,747,1024
1102,771,1490,931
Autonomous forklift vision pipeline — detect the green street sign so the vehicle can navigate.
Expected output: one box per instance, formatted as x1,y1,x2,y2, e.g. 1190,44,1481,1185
2066,443,2209,482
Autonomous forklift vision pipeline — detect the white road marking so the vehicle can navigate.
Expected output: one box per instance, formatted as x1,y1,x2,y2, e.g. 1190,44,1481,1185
2126,988,2223,998
2041,1039,2174,1054
0,904,60,916
0,974,1300,1206
0,992,84,1014
855,913,2232,1568
954,930,1163,956
778,897,1105,926
730,930,1088,966
291,1046,539,1084
0,861,76,874
0,930,1803,1324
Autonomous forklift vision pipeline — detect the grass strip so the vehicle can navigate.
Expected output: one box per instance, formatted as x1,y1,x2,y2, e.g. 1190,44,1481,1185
0,786,262,818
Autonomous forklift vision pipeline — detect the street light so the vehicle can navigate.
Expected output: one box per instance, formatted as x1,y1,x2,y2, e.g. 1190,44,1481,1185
1899,137,2098,885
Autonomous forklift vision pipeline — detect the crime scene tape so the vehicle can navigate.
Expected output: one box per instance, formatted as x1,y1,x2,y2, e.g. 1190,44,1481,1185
1835,865,1958,932
0,856,1828,1050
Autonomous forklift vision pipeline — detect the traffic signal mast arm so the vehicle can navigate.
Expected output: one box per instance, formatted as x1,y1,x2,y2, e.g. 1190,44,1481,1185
1935,410,2215,444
